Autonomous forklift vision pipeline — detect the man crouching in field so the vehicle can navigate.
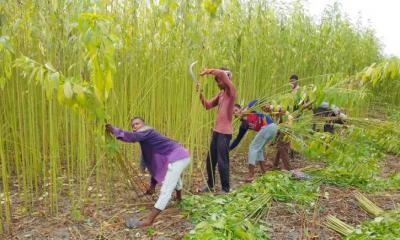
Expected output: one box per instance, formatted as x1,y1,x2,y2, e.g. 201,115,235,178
106,117,191,228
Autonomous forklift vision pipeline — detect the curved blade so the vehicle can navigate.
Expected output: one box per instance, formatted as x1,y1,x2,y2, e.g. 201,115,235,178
189,60,198,82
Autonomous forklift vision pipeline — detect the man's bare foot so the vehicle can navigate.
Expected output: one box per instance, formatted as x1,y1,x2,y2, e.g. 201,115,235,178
125,217,141,228
271,165,280,170
175,190,182,202
246,164,255,182
245,176,255,183
137,219,152,228
126,208,161,229
125,218,152,229
145,186,155,195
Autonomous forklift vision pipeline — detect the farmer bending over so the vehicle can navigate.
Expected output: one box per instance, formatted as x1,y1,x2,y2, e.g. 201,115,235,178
313,102,347,133
230,102,278,182
197,68,236,193
105,117,190,228
262,103,293,170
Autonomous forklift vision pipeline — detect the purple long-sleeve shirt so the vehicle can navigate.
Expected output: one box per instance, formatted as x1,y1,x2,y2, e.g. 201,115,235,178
110,126,189,183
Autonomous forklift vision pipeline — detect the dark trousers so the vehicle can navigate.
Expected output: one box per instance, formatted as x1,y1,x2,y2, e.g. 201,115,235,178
206,131,231,192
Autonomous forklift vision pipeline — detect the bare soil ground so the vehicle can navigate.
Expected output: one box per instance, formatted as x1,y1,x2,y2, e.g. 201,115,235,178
3,149,400,240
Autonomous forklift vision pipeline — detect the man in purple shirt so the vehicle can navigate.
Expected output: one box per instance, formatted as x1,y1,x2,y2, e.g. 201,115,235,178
106,117,190,228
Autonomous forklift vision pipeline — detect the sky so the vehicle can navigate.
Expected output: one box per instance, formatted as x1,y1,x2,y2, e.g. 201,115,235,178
289,0,400,57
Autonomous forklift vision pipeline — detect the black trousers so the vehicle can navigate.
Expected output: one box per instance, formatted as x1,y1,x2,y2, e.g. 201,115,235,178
206,131,232,192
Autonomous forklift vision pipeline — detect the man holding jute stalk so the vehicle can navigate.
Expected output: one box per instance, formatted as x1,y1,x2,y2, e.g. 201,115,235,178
105,117,191,228
197,67,236,193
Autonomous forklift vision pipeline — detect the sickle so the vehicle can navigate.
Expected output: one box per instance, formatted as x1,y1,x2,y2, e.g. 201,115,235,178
189,60,198,83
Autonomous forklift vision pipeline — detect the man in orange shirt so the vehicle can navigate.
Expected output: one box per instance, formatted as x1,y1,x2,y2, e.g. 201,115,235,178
197,67,236,193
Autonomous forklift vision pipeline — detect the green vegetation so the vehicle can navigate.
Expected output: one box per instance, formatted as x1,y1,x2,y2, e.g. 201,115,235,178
346,210,400,240
0,0,399,238
181,171,319,239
